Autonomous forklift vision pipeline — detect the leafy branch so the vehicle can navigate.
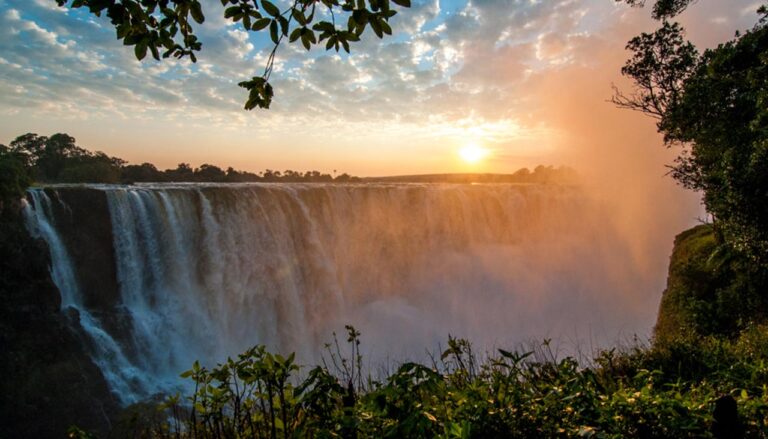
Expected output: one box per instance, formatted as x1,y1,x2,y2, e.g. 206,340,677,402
55,0,411,109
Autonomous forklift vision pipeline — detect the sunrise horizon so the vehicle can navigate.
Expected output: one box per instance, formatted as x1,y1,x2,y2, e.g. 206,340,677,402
2,0,762,177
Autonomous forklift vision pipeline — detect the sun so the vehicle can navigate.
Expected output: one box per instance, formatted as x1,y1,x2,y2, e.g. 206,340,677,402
459,143,488,164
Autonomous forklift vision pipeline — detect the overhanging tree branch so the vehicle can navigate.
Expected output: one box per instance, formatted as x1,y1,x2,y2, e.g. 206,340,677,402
56,0,411,110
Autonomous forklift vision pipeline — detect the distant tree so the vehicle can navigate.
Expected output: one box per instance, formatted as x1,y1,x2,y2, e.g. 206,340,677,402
6,133,123,183
262,169,280,181
122,162,166,183
512,168,530,179
195,164,227,182
225,166,241,182
239,170,262,182
55,0,411,109
59,160,121,184
334,172,351,182
165,163,195,181
34,134,88,181
7,133,46,169
0,146,33,214
281,169,298,182
3,132,362,188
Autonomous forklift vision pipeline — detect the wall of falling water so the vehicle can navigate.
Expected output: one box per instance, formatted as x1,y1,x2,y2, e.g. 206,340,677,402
25,183,658,403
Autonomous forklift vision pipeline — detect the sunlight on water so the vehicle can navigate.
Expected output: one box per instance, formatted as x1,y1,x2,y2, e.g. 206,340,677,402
25,182,660,403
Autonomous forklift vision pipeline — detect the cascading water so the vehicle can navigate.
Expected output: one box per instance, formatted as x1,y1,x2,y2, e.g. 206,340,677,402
24,189,154,404
24,183,659,404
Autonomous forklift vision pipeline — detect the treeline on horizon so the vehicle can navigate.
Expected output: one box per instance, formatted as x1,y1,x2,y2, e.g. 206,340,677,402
0,133,362,185
0,132,578,187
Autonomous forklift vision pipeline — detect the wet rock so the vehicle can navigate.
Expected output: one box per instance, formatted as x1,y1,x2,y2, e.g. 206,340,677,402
0,206,119,438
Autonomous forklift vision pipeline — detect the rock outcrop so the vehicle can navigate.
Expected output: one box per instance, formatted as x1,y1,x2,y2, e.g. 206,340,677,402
0,203,118,438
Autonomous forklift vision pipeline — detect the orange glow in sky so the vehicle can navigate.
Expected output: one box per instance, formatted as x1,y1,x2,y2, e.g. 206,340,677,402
0,1,761,176
459,143,489,164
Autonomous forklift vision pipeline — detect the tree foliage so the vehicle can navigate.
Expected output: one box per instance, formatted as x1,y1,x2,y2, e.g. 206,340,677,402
620,0,696,20
612,21,698,119
55,0,411,109
662,17,768,262
0,145,33,215
3,132,362,184
8,133,124,184
615,4,768,265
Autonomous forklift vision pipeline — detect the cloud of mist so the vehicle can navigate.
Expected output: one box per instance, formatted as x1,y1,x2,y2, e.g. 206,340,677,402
319,4,745,359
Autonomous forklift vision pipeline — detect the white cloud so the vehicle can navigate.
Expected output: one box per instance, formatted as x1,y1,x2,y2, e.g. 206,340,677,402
0,0,763,140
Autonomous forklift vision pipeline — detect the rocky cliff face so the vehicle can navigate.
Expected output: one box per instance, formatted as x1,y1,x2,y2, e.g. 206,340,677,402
47,188,120,312
0,201,118,438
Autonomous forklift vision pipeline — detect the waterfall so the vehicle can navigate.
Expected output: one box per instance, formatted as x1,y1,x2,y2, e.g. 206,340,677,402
24,183,656,403
24,189,154,404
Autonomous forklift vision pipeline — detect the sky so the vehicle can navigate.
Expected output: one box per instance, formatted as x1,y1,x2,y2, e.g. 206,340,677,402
0,0,764,176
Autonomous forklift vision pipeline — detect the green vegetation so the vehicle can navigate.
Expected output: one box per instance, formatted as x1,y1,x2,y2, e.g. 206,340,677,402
612,1,768,395
105,327,768,438
615,4,768,266
655,225,768,345
1,132,361,185
0,143,33,215
55,0,412,109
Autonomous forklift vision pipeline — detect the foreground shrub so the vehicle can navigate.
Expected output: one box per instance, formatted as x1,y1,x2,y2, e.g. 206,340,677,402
112,327,768,438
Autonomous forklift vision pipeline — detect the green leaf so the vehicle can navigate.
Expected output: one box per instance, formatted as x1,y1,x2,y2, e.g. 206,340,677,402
392,0,410,6
149,42,160,60
370,18,383,38
289,27,303,43
313,21,335,33
277,16,289,35
380,18,392,35
252,17,270,31
269,20,279,43
135,40,148,60
224,6,240,19
291,8,307,25
261,0,280,17
190,2,205,24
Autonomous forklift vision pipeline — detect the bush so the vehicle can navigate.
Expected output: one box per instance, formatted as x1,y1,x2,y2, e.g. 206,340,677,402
125,327,768,438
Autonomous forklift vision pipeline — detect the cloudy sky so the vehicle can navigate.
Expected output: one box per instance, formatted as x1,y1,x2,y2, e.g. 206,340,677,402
0,0,763,176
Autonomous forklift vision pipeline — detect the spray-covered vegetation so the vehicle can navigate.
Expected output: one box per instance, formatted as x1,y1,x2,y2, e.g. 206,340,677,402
80,325,766,439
